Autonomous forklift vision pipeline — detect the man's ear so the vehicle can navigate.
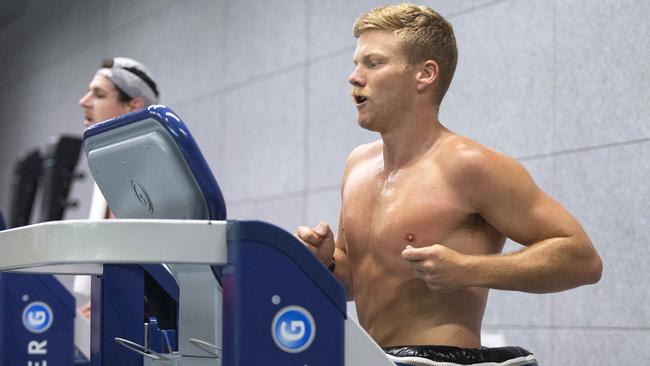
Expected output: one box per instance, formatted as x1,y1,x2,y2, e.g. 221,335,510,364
415,60,439,93
127,97,146,112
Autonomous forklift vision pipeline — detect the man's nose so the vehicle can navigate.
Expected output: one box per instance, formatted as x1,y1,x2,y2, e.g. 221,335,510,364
79,91,91,107
348,67,366,87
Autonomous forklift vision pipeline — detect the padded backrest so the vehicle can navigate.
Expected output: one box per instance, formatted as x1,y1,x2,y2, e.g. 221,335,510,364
9,149,42,227
83,105,226,220
39,136,82,222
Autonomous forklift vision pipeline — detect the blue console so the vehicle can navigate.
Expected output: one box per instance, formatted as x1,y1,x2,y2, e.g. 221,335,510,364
83,105,226,221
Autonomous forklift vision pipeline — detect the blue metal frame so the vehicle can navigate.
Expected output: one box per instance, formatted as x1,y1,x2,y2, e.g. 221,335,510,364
90,264,180,366
90,265,144,366
0,273,75,365
227,220,347,317
83,105,226,220
141,265,179,304
222,221,346,366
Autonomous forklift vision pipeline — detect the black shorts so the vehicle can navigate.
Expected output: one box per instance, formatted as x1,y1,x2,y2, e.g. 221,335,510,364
384,345,538,365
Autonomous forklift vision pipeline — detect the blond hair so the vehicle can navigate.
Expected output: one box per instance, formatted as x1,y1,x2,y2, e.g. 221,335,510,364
353,3,457,105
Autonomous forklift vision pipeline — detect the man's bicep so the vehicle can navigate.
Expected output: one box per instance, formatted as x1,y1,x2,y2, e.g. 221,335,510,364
473,157,582,246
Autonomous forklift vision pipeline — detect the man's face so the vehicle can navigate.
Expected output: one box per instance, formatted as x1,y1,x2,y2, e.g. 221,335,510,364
349,30,417,132
78,74,131,128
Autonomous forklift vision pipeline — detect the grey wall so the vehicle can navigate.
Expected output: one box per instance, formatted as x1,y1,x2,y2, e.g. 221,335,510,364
1,0,648,364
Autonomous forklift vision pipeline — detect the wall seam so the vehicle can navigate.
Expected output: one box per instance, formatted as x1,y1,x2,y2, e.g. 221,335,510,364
170,60,307,106
516,137,650,162
482,324,650,332
445,0,512,18
228,185,339,206
218,0,230,210
302,0,312,225
550,2,558,360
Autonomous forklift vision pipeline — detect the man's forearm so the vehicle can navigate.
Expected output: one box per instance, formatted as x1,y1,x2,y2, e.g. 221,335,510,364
466,236,602,293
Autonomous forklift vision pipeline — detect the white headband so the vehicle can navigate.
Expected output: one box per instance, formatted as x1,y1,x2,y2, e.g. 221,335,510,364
96,57,158,106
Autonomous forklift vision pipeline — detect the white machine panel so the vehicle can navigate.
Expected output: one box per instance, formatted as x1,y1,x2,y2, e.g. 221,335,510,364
0,219,228,272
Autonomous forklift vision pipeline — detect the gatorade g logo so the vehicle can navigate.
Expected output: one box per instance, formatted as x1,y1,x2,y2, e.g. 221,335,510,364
271,306,315,353
131,179,153,213
22,302,53,333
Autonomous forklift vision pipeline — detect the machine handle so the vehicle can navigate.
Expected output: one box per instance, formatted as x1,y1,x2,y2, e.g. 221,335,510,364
114,337,171,360
189,338,221,358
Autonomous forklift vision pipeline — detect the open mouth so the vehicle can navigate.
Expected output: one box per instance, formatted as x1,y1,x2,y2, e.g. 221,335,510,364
354,95,368,105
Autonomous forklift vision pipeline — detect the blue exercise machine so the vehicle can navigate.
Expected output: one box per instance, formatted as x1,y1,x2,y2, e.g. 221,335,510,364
0,106,396,365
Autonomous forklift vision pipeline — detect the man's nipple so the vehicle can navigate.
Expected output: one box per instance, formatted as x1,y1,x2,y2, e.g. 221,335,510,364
404,232,416,243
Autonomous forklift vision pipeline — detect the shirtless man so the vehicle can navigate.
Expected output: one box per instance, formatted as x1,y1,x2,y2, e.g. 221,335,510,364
296,4,602,365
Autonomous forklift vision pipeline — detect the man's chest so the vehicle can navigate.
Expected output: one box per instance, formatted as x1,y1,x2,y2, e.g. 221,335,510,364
341,166,473,254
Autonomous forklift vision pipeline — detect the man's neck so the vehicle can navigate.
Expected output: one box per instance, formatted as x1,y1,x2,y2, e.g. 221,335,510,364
380,110,445,171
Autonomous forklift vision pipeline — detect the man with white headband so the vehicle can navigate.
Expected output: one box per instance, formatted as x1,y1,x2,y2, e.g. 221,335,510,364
75,57,160,319
79,57,159,127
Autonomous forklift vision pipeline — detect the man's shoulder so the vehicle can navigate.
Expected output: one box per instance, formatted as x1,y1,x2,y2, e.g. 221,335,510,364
348,139,382,164
339,140,382,183
440,134,496,164
438,134,516,181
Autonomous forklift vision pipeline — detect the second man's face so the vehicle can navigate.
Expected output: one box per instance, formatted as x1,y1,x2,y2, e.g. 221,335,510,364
79,74,131,128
